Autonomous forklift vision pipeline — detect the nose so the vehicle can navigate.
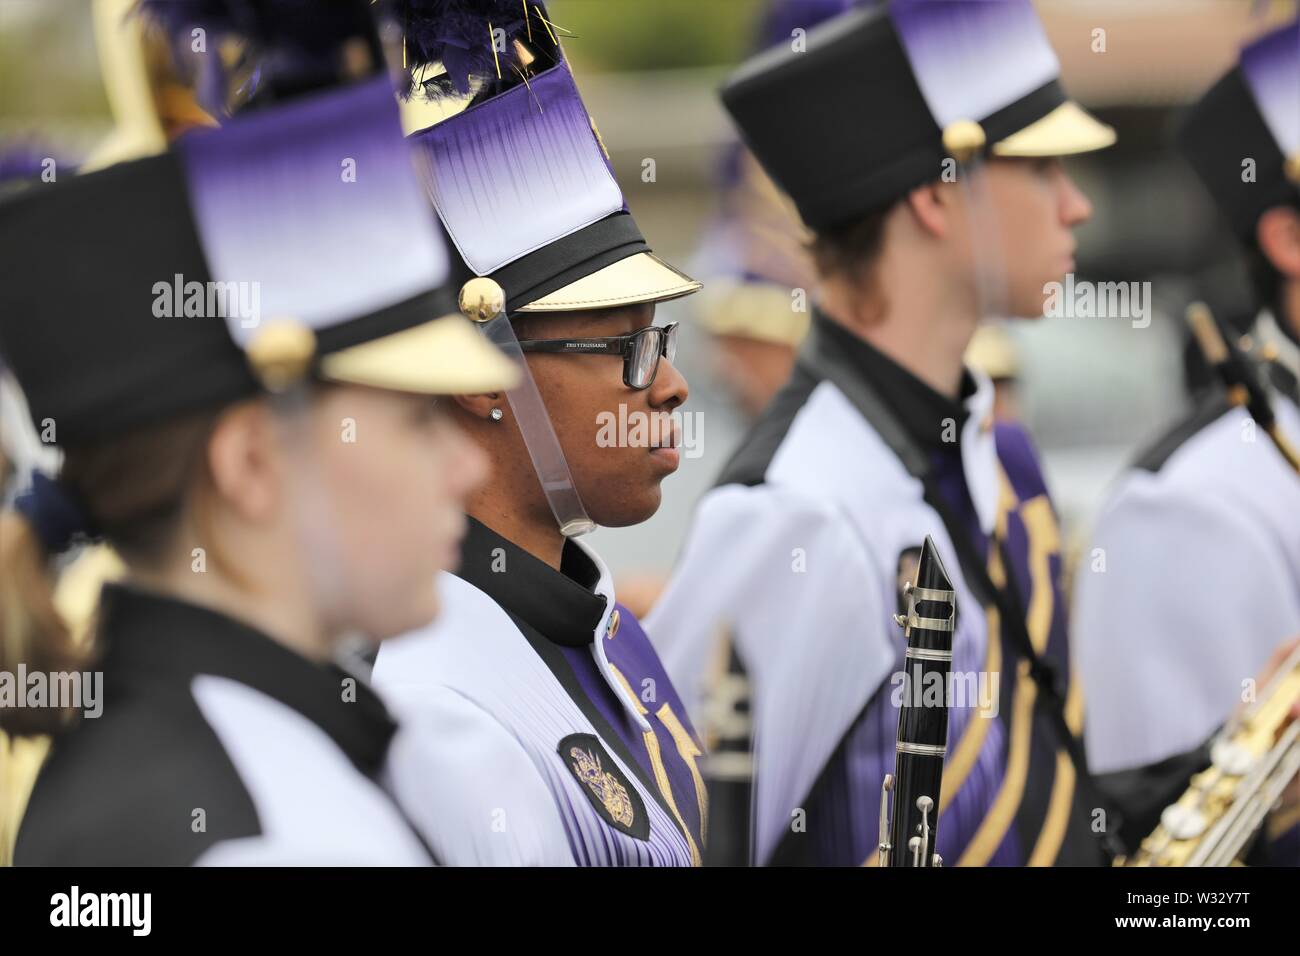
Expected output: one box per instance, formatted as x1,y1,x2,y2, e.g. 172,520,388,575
1058,167,1093,228
648,353,689,411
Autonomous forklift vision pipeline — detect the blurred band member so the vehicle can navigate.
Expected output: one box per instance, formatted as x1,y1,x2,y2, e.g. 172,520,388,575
1075,19,1300,858
0,2,519,865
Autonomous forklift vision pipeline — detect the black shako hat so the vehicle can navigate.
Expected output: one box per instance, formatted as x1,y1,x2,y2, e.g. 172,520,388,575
720,0,1116,233
1178,19,1300,243
394,0,701,316
0,76,516,447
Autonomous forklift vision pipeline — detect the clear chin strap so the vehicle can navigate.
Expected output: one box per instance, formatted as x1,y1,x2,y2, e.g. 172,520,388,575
245,322,355,636
461,278,596,538
944,121,1009,324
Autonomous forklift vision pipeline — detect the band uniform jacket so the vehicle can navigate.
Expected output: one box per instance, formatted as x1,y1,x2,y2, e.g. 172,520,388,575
15,585,434,866
1075,338,1300,857
647,312,1104,867
374,518,708,866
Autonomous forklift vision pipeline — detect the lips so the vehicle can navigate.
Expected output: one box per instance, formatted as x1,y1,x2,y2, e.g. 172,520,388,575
650,445,681,471
649,414,680,451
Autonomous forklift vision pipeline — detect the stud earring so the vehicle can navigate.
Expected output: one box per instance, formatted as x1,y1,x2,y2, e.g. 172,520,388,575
489,407,504,422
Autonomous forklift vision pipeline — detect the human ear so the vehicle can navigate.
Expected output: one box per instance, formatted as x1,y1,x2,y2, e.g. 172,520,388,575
905,181,951,240
452,392,504,422
1257,206,1300,280
206,400,280,523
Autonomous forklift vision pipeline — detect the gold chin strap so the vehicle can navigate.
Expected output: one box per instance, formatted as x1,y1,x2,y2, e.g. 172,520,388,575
943,118,1009,322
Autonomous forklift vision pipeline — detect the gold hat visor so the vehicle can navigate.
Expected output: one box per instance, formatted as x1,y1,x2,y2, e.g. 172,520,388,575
516,251,702,313
697,280,810,348
321,314,519,394
991,101,1116,158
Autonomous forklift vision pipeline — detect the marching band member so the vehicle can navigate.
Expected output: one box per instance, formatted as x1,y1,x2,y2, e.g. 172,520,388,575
1075,19,1300,856
647,0,1122,866
371,2,709,866
0,2,521,865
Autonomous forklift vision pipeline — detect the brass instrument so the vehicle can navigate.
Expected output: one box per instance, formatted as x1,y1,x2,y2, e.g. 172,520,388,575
1119,642,1300,866
878,535,955,867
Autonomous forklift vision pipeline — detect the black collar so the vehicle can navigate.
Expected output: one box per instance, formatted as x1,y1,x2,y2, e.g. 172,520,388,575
96,584,397,779
454,517,607,648
811,309,976,451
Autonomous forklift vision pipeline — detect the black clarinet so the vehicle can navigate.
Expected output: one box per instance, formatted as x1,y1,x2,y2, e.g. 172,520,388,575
877,535,956,867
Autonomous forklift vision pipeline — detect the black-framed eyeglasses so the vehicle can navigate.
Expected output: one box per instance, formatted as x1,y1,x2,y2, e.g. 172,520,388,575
515,322,679,390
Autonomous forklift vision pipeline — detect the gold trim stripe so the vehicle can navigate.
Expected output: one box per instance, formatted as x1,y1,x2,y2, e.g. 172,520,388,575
957,474,1063,866
955,525,1037,867
940,471,1019,820
608,664,702,866
657,703,710,849
1028,675,1085,866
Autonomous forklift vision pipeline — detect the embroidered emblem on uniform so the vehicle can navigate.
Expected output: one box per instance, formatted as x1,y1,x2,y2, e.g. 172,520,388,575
557,733,651,840
570,745,635,826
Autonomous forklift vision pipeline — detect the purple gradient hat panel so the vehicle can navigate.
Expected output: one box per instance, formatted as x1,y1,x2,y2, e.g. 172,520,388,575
409,61,625,276
1240,19,1300,161
179,77,448,347
890,0,1059,129
758,0,860,50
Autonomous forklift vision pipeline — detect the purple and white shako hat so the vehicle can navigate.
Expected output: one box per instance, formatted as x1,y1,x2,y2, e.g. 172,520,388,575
720,0,1116,233
1179,18,1300,241
395,1,701,317
0,2,519,445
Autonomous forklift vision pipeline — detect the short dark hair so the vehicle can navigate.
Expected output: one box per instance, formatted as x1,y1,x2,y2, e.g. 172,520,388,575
808,205,891,279
807,202,896,322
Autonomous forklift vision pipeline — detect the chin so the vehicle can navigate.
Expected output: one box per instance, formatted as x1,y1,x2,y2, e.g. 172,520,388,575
1010,285,1055,320
591,487,662,528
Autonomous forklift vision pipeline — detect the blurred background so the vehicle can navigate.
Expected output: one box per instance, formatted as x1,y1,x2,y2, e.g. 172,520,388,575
1,0,1297,584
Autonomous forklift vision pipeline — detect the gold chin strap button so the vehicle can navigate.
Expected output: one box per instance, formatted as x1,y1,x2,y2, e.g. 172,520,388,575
245,319,317,392
459,277,506,323
1285,152,1300,185
942,119,986,165
606,608,621,640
